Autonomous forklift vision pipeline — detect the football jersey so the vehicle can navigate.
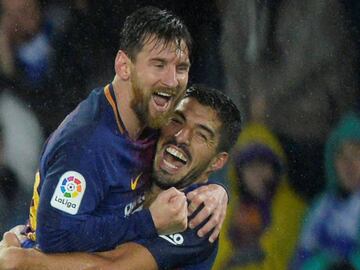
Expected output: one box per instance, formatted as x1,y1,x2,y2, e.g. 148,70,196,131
24,84,219,269
26,84,159,252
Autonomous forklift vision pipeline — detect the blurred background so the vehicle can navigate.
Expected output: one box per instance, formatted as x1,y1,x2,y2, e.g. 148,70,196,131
1,0,360,269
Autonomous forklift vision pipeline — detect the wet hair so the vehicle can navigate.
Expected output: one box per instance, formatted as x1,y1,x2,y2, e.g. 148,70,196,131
184,85,242,152
120,6,192,60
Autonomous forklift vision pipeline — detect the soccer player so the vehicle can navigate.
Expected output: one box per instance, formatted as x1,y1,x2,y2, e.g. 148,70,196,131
0,85,242,270
22,6,229,253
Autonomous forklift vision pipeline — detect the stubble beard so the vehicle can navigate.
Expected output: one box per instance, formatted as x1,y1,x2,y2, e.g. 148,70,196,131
130,75,178,130
152,159,211,190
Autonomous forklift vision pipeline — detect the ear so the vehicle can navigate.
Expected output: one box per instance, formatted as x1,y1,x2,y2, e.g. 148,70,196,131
114,50,131,80
208,152,229,173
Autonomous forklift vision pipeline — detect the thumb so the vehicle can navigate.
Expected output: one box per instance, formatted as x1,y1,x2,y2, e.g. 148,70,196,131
2,232,20,247
161,187,183,201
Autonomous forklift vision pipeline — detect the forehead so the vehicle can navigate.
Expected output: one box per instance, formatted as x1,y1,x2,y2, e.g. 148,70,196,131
175,98,221,130
136,35,190,62
338,141,360,156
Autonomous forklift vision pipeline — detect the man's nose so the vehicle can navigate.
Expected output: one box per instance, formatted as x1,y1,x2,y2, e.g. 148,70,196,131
162,66,179,88
175,128,191,145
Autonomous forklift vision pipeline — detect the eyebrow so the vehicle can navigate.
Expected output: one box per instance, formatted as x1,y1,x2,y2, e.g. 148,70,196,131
175,111,216,138
174,111,186,121
150,58,166,64
198,123,215,139
150,57,191,66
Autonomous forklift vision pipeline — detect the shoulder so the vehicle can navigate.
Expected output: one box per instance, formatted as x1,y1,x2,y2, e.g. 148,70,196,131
44,87,111,156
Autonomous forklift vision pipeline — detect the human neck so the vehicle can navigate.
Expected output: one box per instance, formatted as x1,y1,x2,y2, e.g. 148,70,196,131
143,185,163,209
112,77,146,140
143,176,210,208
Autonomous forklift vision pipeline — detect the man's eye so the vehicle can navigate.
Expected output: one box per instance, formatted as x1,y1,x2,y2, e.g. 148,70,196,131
177,65,189,73
171,118,182,124
154,63,165,68
196,132,208,142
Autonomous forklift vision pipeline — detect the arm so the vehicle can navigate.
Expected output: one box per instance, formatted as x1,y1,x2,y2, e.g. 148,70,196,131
0,232,156,270
35,151,157,252
35,145,186,253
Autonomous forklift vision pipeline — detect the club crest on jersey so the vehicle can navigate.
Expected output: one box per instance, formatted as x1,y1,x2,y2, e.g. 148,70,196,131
50,171,86,215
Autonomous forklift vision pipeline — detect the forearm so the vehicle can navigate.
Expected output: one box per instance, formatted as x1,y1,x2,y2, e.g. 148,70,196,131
13,248,111,270
97,243,158,270
37,208,157,252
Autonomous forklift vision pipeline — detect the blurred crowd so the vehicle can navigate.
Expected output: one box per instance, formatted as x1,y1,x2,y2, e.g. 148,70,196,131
1,0,360,269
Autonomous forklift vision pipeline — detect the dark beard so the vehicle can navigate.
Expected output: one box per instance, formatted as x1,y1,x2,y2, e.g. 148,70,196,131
152,162,209,190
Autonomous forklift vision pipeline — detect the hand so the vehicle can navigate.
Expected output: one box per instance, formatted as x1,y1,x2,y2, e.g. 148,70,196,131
187,184,228,243
0,232,22,270
149,187,188,235
8,225,27,245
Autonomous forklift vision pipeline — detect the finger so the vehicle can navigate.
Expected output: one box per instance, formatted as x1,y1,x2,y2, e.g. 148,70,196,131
186,185,209,201
165,187,183,197
170,193,187,208
209,206,226,242
187,203,198,216
196,208,221,237
9,225,25,235
189,202,215,229
187,192,208,216
163,188,184,202
208,225,221,243
179,215,188,232
2,232,20,247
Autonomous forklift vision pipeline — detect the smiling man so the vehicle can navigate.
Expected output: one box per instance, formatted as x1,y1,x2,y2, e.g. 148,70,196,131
0,85,242,270
19,6,229,254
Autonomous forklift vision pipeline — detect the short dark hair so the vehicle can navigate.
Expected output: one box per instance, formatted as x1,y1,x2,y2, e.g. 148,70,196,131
120,6,192,60
184,85,242,152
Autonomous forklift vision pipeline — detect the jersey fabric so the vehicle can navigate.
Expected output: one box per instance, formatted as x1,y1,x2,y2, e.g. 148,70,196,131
135,184,219,270
26,84,158,252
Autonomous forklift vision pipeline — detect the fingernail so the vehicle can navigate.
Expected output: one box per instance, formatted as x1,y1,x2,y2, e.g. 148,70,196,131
198,231,203,237
209,237,214,243
189,222,194,229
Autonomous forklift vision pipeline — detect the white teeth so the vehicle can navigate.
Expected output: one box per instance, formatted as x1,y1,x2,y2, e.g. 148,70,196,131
163,159,178,169
156,92,171,97
166,146,187,163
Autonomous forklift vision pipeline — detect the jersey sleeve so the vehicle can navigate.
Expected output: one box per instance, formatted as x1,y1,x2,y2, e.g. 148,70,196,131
36,143,157,253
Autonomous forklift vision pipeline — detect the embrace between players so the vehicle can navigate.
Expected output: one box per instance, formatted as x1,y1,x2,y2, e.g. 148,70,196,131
0,6,241,270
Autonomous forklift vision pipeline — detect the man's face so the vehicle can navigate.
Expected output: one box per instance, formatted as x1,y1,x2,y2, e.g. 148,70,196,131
153,97,223,189
240,161,276,201
335,141,360,192
129,37,190,129
1,0,41,43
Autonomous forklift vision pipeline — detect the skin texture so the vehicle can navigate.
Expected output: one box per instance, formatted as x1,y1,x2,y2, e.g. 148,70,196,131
335,141,360,192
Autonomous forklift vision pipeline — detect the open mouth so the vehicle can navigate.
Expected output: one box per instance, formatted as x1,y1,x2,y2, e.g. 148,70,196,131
161,145,189,172
152,91,173,112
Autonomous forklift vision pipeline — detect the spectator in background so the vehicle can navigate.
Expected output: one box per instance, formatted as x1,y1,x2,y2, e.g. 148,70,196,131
0,0,59,135
0,81,44,194
221,0,358,201
0,123,29,236
291,112,360,270
0,79,44,235
213,122,306,270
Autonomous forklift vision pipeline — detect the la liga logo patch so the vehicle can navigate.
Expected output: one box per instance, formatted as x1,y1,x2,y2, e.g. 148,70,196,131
61,175,83,198
51,171,86,215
